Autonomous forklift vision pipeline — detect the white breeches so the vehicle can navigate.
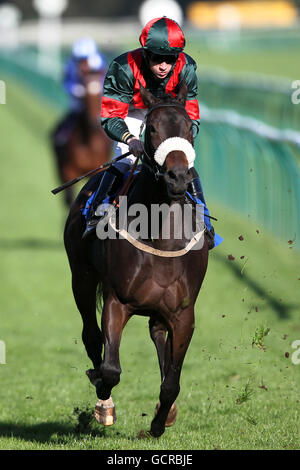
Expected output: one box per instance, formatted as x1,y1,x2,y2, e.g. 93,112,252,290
113,109,147,173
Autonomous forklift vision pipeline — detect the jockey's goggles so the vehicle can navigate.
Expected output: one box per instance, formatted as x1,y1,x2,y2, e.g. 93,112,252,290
147,53,178,65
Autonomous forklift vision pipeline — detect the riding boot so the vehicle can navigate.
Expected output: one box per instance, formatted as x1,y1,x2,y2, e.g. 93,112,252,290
187,171,215,250
82,166,122,239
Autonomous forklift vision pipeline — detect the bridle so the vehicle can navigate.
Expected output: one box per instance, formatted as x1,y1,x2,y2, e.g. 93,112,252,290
139,101,191,179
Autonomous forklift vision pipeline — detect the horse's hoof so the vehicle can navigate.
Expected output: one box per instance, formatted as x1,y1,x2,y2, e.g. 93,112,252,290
94,396,116,426
154,401,178,427
149,424,165,438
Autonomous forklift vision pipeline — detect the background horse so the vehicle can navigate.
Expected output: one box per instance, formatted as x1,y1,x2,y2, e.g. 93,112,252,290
52,70,112,207
64,82,209,438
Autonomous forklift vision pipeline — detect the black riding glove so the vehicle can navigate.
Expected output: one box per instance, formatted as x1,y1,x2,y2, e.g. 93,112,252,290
128,138,144,158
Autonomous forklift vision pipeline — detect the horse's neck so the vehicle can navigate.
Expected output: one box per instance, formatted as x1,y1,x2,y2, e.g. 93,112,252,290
127,169,190,247
84,74,102,120
85,94,101,121
130,168,167,207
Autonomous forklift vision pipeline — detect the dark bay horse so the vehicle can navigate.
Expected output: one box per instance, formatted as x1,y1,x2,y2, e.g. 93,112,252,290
64,83,209,437
53,70,112,207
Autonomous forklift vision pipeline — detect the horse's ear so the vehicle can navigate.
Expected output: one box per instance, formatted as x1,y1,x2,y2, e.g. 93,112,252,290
139,81,159,108
176,81,188,105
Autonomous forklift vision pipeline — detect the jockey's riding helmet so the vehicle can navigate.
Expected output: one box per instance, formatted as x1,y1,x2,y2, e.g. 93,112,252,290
139,17,185,56
72,38,98,60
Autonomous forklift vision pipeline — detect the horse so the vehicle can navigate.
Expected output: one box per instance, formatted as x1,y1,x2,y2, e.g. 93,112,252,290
64,82,209,437
52,70,112,208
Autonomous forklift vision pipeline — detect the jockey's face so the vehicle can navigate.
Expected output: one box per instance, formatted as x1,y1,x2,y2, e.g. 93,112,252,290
148,53,177,80
78,59,90,75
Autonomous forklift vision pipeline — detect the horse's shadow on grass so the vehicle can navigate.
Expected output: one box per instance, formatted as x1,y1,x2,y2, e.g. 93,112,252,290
214,252,298,320
0,420,151,445
0,419,108,445
0,421,75,444
0,238,63,251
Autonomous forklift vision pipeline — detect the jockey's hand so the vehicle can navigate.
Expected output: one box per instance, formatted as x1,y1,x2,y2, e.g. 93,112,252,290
127,137,144,158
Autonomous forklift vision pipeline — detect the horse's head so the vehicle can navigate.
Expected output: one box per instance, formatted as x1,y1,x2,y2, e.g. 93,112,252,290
82,69,105,122
140,82,194,201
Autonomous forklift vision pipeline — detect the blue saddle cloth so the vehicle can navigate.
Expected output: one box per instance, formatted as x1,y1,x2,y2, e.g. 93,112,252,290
81,171,131,221
81,188,104,221
81,172,223,248
186,192,223,248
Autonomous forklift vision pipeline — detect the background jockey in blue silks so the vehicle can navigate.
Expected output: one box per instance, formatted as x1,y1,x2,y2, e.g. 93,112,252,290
51,37,107,149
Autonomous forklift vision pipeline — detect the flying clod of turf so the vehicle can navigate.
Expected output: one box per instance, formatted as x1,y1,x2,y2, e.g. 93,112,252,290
235,379,254,405
251,325,271,351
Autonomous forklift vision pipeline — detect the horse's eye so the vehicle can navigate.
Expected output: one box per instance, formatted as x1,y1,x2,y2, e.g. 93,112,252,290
168,170,177,180
149,125,156,133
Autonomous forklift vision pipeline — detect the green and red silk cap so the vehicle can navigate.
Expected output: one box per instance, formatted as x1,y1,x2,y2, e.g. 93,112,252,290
139,17,185,56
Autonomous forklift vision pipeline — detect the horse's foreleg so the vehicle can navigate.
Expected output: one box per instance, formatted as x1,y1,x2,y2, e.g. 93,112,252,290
72,272,102,371
149,318,168,382
96,295,129,401
150,308,195,438
149,318,178,427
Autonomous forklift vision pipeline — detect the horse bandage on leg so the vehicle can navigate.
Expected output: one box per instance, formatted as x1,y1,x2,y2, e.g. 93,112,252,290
154,137,196,169
94,397,116,426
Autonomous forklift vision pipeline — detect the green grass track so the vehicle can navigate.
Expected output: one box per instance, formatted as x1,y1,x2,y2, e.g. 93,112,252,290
0,78,299,450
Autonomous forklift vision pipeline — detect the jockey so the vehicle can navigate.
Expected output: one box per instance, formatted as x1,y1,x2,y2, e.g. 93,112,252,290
51,38,107,148
83,17,215,248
